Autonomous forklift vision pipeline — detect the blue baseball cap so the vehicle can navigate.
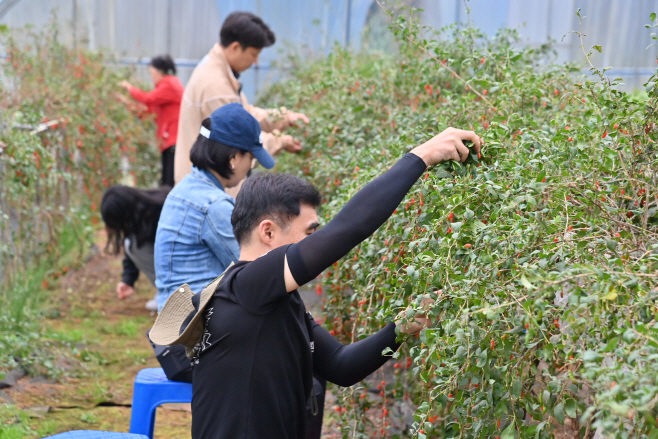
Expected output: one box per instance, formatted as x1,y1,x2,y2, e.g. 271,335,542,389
199,103,275,169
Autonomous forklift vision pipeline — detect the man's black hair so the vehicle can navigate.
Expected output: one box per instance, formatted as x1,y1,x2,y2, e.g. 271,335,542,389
190,118,246,179
150,55,177,75
232,173,321,245
220,11,275,49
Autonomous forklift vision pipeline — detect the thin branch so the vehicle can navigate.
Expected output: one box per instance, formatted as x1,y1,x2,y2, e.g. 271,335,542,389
374,0,497,111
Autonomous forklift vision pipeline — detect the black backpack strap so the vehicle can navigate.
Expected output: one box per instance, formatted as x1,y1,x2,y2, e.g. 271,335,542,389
304,311,318,415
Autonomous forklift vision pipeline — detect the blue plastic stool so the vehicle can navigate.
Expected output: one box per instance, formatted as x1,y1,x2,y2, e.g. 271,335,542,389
128,368,192,439
45,432,148,438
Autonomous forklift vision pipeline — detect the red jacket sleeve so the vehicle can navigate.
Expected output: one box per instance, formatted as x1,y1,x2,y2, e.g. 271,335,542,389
128,80,179,107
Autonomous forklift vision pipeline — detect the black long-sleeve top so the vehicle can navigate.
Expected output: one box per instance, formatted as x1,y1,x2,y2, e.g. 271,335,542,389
191,153,428,439
121,255,140,286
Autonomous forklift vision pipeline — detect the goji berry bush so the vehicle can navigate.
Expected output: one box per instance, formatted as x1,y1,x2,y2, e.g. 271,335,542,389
262,11,658,439
0,25,158,372
0,25,158,286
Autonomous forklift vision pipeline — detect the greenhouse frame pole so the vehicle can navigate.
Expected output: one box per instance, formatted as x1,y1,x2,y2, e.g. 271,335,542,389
345,0,352,47
0,0,22,20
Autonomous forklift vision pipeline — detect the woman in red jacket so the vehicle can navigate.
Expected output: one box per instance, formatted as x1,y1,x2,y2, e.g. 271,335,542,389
120,55,184,186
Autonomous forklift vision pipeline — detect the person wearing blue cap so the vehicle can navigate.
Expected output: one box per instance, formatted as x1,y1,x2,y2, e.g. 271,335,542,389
154,103,275,314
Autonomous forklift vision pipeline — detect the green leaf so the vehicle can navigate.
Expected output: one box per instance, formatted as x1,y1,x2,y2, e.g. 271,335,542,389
476,348,488,367
603,337,620,352
592,45,603,53
606,239,618,251
536,170,546,183
602,290,618,301
501,422,516,439
534,421,546,439
553,402,565,424
622,329,636,343
511,379,522,398
651,12,657,22
520,274,536,290
582,350,603,362
565,398,577,418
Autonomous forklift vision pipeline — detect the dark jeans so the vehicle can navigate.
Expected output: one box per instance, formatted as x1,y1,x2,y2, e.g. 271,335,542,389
161,145,175,187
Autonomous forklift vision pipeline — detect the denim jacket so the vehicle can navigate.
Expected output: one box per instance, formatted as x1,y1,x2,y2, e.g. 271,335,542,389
154,166,240,311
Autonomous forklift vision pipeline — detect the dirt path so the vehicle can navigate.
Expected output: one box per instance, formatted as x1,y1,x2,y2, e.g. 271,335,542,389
0,233,349,438
2,243,192,438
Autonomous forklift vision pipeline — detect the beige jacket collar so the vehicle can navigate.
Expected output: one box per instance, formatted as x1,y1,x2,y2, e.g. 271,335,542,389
209,43,241,93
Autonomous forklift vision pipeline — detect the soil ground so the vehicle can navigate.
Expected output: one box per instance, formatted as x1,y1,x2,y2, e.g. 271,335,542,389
0,232,406,438
1,243,197,438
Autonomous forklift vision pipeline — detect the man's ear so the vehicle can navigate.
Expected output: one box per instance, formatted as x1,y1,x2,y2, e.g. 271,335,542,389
257,219,277,245
227,41,243,53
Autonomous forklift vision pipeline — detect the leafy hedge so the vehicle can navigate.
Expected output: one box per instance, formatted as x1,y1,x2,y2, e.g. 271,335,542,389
263,11,658,439
0,25,158,373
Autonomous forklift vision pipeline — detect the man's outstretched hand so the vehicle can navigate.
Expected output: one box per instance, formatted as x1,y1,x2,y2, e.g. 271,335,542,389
285,111,310,127
396,293,439,334
411,127,483,167
281,134,303,153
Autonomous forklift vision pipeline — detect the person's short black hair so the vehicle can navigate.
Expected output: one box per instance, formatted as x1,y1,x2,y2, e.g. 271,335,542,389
190,118,246,178
220,12,275,49
150,55,176,75
231,173,322,245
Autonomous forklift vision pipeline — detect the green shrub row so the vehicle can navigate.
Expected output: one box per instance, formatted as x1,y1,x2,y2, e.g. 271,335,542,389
0,25,158,374
264,11,658,439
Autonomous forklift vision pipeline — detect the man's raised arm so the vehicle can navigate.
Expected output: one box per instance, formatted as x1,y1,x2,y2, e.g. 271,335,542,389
283,127,483,292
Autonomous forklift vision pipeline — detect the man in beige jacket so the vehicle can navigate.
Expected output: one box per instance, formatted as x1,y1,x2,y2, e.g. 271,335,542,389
175,11,309,187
